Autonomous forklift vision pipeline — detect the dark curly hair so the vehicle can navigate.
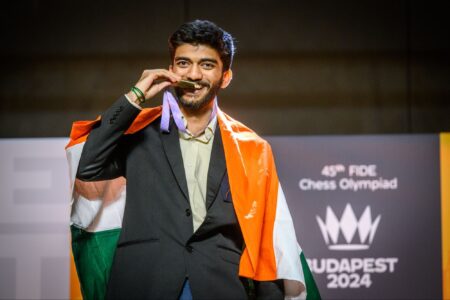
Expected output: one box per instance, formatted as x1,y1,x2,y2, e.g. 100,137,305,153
168,20,236,71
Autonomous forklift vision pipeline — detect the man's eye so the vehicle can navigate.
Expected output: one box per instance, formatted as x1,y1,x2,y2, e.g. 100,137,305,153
202,63,215,69
177,61,189,67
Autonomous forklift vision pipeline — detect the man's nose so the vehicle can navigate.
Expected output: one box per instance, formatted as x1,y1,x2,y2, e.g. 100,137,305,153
186,64,202,81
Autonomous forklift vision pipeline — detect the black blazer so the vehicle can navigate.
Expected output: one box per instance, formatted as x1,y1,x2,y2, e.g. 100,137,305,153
76,96,283,300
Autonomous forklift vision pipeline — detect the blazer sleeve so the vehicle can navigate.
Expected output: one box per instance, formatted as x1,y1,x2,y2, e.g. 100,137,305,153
76,96,141,181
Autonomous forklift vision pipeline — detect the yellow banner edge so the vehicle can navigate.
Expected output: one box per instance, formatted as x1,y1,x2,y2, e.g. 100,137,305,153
441,133,450,300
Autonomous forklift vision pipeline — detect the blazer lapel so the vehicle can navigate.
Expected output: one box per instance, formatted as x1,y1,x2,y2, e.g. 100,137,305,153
206,125,226,209
160,119,189,201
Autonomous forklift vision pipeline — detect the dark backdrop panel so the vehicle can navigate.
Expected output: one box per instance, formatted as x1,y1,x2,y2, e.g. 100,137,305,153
0,1,449,137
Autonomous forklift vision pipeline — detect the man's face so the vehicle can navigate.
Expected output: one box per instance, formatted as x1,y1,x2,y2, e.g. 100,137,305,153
170,43,226,111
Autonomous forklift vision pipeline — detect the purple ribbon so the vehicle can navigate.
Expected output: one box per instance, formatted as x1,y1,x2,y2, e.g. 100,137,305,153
160,91,218,134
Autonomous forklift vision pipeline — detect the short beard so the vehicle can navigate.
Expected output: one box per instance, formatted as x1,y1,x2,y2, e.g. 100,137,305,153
174,78,222,111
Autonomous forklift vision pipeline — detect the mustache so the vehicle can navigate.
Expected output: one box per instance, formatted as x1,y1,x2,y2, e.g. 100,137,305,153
174,80,210,90
191,80,210,88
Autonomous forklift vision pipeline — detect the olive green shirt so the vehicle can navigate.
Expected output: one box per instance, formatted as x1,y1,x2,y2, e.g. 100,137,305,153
179,116,217,232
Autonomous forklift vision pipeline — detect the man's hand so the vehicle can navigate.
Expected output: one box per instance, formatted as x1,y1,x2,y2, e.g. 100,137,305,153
127,69,181,104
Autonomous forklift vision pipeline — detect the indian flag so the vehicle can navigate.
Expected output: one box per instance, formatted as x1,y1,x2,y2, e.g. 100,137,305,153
66,107,321,300
67,139,125,300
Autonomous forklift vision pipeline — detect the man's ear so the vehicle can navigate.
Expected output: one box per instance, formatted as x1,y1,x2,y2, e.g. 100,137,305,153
220,69,233,89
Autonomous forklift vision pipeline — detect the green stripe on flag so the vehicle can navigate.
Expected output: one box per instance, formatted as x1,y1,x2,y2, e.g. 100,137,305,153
71,225,121,300
300,252,322,300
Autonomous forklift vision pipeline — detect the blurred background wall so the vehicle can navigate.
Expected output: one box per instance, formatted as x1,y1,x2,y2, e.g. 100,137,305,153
1,0,449,137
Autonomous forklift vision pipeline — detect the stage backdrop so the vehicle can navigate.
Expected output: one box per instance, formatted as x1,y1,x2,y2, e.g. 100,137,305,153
0,134,448,299
268,133,449,300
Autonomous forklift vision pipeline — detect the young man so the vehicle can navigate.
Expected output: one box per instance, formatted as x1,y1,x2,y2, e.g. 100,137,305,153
67,20,319,300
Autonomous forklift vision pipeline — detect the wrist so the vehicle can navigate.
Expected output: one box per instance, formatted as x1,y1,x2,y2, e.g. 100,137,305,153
126,90,138,101
125,91,143,108
128,87,146,106
131,86,146,104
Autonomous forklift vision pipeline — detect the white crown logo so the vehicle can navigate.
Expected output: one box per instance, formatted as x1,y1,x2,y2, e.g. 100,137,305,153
316,203,381,251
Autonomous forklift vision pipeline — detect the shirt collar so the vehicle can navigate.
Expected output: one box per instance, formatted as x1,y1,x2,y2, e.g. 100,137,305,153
160,90,218,140
179,114,217,143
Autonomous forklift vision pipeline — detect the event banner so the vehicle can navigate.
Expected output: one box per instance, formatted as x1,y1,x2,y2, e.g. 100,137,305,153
0,135,448,299
268,134,449,300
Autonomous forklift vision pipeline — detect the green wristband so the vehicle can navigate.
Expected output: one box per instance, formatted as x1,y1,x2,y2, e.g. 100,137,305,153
130,89,142,104
131,86,146,104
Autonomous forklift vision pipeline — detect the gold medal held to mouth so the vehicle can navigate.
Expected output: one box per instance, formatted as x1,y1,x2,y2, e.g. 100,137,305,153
154,78,202,89
176,80,202,89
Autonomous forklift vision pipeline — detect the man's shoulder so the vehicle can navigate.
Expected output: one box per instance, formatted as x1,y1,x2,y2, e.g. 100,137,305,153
218,110,271,148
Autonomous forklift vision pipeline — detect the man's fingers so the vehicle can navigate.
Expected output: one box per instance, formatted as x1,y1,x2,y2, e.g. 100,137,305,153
146,81,171,96
139,70,179,89
133,69,181,101
143,69,180,83
158,69,181,82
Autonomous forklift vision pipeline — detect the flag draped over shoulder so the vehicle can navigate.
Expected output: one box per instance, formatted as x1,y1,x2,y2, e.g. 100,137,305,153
218,110,320,299
66,106,320,300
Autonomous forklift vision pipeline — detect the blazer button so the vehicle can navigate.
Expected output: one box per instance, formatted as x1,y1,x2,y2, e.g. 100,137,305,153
185,245,193,253
185,208,191,217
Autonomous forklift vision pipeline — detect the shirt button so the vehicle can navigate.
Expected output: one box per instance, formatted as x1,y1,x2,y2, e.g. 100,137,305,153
186,245,193,253
185,209,191,217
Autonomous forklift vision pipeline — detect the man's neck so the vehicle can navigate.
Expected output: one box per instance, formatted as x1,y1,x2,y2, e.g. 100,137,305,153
180,101,214,137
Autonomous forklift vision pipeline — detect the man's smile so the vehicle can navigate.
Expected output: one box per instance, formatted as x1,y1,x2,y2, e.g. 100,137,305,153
179,80,210,98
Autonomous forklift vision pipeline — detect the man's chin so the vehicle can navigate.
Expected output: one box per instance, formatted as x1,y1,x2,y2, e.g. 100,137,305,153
176,88,213,111
178,95,211,111
175,82,221,111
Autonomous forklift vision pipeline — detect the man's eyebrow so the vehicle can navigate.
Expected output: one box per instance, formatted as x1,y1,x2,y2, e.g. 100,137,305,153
198,58,218,64
174,56,192,61
174,57,218,64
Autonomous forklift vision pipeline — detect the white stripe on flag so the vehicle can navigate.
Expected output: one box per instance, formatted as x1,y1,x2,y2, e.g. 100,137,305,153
67,142,126,232
273,183,306,299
